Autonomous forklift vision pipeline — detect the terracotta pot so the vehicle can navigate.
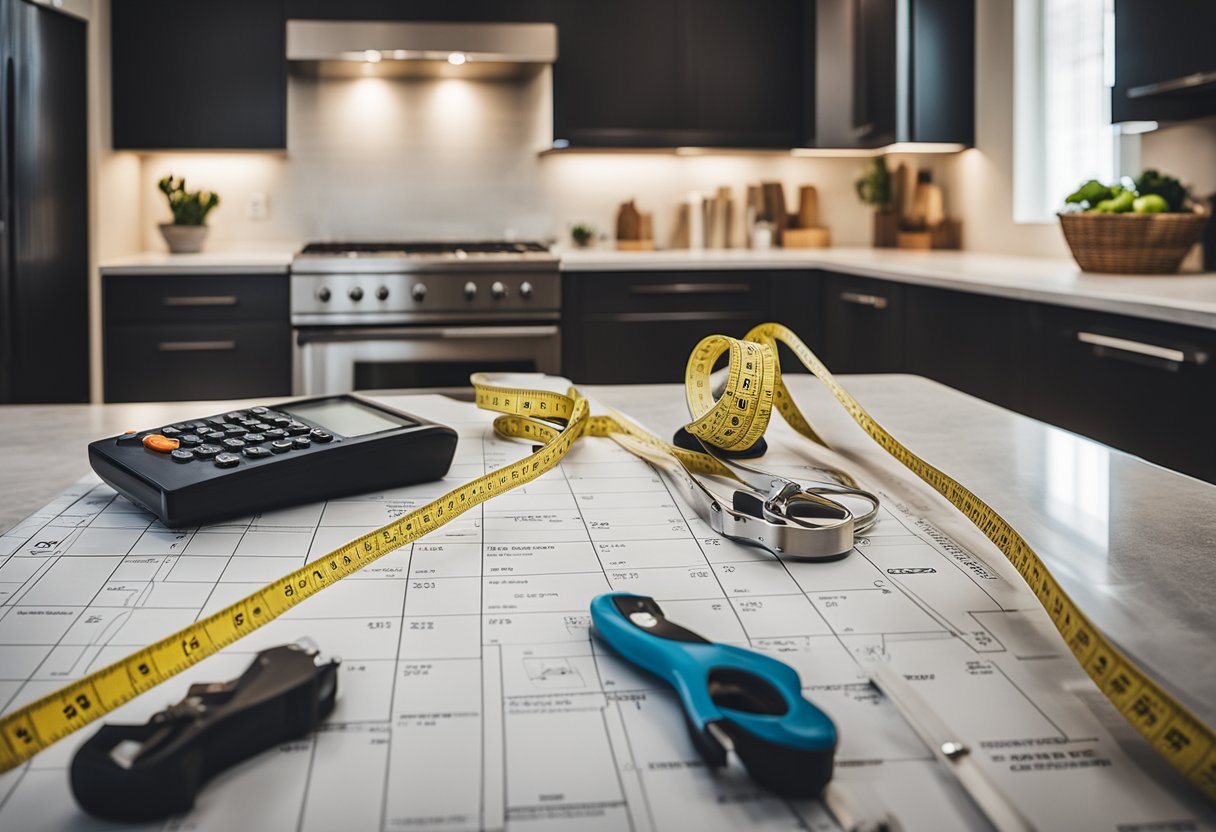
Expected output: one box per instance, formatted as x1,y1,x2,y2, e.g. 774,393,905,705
158,223,209,254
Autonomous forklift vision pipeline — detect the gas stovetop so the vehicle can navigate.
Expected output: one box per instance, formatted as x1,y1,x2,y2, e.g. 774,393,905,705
291,240,561,322
297,241,553,256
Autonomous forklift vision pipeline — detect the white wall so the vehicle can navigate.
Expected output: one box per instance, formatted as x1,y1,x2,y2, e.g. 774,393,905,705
85,0,142,402
132,71,952,252
1140,117,1216,207
941,0,1070,258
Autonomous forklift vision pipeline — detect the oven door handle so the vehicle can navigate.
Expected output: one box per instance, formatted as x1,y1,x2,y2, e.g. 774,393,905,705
296,325,559,345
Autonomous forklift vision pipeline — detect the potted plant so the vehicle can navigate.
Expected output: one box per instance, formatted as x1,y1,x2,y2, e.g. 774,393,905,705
157,174,220,254
570,222,596,249
855,156,897,247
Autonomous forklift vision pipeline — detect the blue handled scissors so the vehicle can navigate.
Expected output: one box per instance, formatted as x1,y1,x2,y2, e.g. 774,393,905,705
590,592,837,798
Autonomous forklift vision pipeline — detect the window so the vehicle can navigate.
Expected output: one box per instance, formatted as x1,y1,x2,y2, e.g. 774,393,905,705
1014,0,1133,223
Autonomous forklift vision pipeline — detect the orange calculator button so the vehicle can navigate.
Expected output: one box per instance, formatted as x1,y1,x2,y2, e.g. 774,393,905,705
142,434,180,453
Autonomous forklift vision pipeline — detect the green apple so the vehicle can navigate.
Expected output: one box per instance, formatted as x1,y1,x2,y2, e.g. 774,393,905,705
1133,194,1169,213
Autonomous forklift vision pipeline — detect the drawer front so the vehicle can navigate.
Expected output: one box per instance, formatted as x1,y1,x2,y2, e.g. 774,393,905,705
568,311,769,384
819,274,904,374
1028,306,1216,481
904,285,1033,414
104,323,291,403
105,274,289,324
574,271,771,315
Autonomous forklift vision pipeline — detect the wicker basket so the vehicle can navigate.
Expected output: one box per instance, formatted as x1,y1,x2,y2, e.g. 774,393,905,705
1058,210,1209,274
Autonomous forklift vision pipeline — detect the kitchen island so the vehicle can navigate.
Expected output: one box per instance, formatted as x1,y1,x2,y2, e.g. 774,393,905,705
0,375,1212,826
2,375,1213,725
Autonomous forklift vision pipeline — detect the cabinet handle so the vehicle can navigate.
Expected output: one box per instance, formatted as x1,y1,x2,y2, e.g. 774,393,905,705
839,291,888,309
1076,332,1204,365
157,340,237,352
162,295,239,307
630,283,752,296
1127,70,1216,99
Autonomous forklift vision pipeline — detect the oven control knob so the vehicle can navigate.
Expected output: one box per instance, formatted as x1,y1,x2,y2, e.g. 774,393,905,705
316,287,331,302
464,281,478,301
519,281,534,300
376,286,390,301
411,284,427,302
349,286,364,301
491,281,508,300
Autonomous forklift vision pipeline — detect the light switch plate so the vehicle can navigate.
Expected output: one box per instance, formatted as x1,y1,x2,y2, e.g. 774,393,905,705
249,192,269,221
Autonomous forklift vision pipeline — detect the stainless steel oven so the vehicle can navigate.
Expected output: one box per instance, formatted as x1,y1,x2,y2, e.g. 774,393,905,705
295,324,560,394
290,241,561,395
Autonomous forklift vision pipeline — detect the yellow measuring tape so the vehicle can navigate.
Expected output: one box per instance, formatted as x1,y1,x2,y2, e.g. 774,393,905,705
0,324,1211,803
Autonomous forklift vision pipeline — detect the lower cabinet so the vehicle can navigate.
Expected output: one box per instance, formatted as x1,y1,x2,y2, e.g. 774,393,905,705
561,267,1216,483
562,271,780,384
818,273,904,373
103,274,292,403
903,285,1032,414
1026,305,1216,482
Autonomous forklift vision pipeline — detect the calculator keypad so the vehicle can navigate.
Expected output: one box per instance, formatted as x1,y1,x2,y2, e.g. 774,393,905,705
122,406,339,471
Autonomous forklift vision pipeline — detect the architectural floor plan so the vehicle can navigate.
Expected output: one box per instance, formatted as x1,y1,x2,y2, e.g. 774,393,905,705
0,394,1207,831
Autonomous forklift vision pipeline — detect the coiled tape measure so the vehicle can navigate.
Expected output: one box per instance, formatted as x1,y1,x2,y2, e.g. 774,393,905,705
0,323,1212,804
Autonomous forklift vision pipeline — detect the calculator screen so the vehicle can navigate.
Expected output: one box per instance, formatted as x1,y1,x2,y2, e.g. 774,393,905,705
285,398,415,437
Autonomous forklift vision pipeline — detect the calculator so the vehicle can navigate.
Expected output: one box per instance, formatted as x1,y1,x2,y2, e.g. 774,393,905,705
87,395,458,528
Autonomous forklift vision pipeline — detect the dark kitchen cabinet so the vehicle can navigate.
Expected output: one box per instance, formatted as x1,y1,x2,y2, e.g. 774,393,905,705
562,267,1216,482
103,274,291,402
562,271,775,383
553,0,806,148
812,0,974,147
552,0,686,148
284,0,556,21
904,286,1032,414
682,0,806,147
111,0,287,150
818,273,905,373
1026,306,1216,482
1111,0,1216,124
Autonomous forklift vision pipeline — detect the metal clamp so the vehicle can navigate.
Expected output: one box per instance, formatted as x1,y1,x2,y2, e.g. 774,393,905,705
612,432,877,561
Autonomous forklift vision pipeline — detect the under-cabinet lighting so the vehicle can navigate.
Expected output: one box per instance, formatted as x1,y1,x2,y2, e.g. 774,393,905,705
790,147,882,158
882,142,968,153
447,52,468,65
364,50,382,63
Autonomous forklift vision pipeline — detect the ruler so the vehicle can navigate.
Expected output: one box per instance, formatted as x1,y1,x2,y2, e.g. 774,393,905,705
0,326,1211,805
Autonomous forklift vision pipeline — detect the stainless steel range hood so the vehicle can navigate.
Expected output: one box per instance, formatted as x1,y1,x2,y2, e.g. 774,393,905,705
287,20,557,79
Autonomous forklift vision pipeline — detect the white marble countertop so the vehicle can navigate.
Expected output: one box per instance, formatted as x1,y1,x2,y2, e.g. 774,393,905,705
2,376,1212,736
562,247,1216,329
98,246,1216,329
99,249,295,275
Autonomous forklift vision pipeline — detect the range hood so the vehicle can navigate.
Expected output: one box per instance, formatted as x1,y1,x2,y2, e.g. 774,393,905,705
287,20,557,79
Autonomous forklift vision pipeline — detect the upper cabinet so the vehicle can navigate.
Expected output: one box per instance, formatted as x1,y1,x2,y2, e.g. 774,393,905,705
1112,0,1216,124
552,0,807,149
283,0,556,22
812,0,974,148
109,0,970,153
112,0,287,150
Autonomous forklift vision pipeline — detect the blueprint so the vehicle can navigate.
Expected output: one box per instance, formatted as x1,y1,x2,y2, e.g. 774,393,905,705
0,393,1208,831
